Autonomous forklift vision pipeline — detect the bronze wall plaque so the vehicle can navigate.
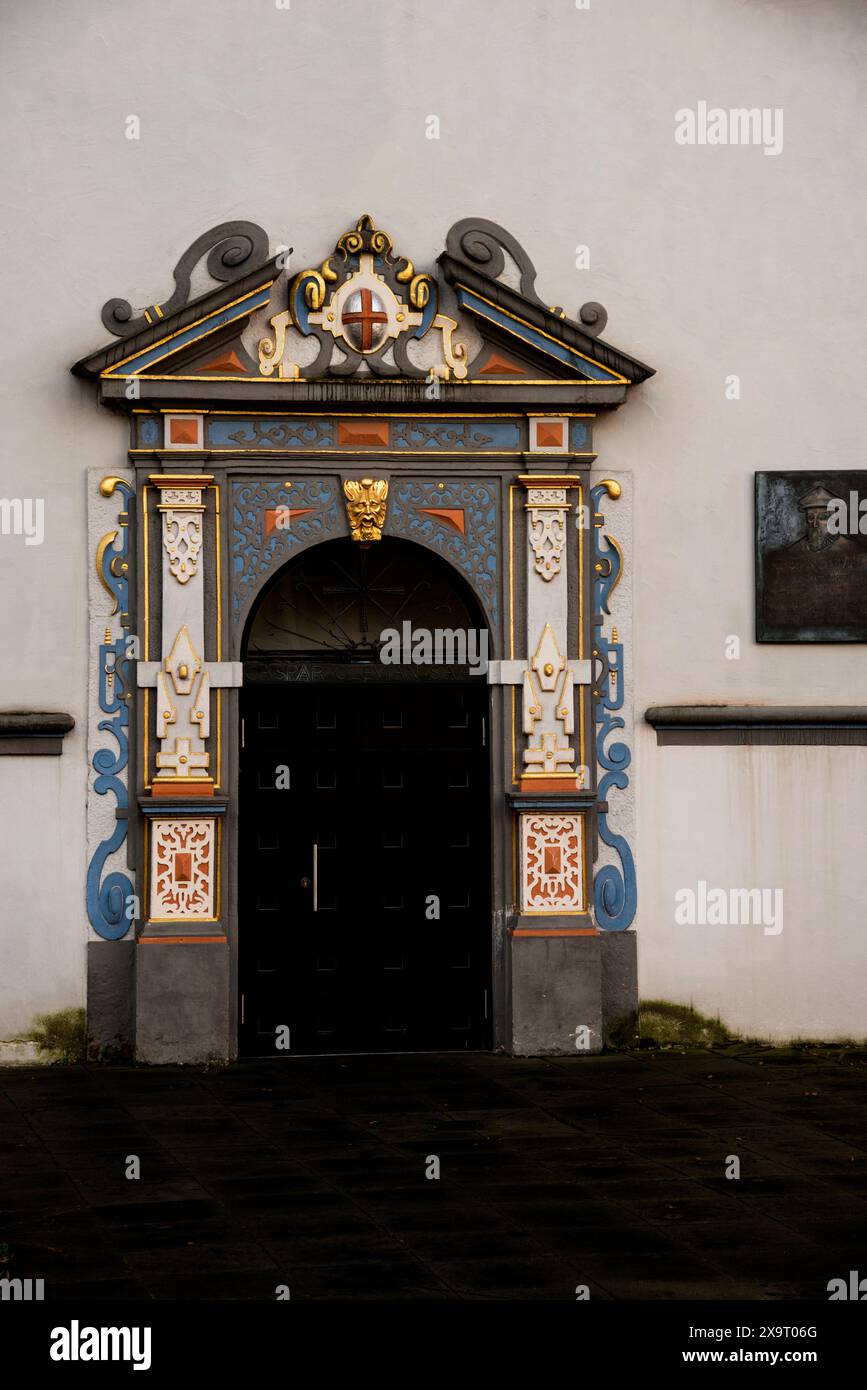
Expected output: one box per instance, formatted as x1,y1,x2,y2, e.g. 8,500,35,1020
756,472,867,642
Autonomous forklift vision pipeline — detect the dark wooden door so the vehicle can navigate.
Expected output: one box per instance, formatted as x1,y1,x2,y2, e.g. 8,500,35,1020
239,679,492,1055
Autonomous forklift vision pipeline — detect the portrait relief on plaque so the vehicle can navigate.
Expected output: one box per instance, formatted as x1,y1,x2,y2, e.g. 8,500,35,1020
755,472,867,642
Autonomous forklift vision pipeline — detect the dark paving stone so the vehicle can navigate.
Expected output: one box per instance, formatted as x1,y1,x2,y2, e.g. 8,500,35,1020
123,1240,276,1275
0,1237,130,1279
141,1271,287,1300
257,1254,450,1299
109,1222,237,1254
44,1279,152,1301
86,1198,227,1226
237,1206,386,1239
426,1255,576,1299
390,1229,540,1261
2,1049,866,1300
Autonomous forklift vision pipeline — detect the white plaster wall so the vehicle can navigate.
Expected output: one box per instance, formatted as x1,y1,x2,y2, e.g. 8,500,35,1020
637,738,867,1040
0,0,863,1038
0,758,86,1036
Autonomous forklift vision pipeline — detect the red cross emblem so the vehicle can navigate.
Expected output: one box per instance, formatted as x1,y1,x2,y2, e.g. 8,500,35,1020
342,288,388,352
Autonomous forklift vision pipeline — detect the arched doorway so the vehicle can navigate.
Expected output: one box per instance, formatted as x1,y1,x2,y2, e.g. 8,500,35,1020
238,537,493,1056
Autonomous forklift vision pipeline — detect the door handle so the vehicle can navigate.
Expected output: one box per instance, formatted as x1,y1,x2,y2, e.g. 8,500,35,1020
313,842,318,913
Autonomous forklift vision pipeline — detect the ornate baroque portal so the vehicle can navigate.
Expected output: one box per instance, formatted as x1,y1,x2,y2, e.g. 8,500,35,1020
75,214,654,1062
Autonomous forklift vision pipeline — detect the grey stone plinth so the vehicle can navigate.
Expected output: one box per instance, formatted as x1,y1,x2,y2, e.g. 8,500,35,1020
135,941,229,1064
600,930,639,1046
87,939,135,1060
509,929,638,1055
510,932,603,1055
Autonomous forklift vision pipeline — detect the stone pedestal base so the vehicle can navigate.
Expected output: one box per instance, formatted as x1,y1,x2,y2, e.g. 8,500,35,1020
86,939,135,1061
134,941,229,1064
509,930,637,1055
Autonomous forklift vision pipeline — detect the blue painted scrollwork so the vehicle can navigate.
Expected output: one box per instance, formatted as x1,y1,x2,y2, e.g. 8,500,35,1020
389,479,499,626
231,478,339,623
591,483,636,931
86,477,135,940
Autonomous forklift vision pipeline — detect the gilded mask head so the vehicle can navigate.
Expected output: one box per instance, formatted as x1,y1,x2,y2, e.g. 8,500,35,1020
344,477,388,543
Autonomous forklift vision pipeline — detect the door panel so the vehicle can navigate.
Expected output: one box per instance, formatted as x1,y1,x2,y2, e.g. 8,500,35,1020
239,680,491,1055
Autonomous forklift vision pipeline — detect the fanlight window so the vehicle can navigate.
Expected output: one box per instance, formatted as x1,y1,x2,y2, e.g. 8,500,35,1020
246,537,482,658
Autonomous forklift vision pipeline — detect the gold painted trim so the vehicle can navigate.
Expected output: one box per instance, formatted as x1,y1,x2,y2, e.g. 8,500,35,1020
517,474,586,484
454,284,631,385
579,692,586,779
607,535,624,597
149,473,214,486
217,817,222,918
143,485,150,789
142,486,150,658
160,409,598,419
577,481,584,661
129,449,599,459
151,777,214,784
509,485,515,660
522,909,588,917
102,280,276,376
99,475,131,494
213,482,222,788
95,530,120,614
147,918,220,924
509,483,516,786
212,485,222,660
113,374,618,386
144,690,150,791
578,480,585,768
519,775,582,782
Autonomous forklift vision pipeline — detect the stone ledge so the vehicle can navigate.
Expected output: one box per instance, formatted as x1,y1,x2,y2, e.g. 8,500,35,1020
645,705,867,746
0,711,75,755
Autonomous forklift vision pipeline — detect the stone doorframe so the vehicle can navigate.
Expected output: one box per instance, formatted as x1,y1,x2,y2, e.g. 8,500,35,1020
76,216,653,1063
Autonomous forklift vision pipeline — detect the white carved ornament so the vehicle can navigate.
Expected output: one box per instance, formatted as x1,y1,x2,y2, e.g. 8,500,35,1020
162,509,203,584
151,819,215,919
521,813,584,914
526,489,569,582
522,625,576,774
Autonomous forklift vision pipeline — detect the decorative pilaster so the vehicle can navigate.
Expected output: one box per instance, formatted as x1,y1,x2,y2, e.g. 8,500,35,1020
591,478,636,931
518,475,588,793
86,474,136,940
490,473,593,925
137,474,240,931
137,475,241,795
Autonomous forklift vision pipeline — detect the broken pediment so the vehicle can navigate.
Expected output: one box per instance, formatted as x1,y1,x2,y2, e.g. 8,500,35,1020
72,215,654,405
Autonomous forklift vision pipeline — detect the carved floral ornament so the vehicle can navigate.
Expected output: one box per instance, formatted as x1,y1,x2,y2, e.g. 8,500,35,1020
521,813,584,914
523,481,576,583
151,818,215,919
526,489,568,582
258,215,468,381
154,477,208,585
162,510,203,584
